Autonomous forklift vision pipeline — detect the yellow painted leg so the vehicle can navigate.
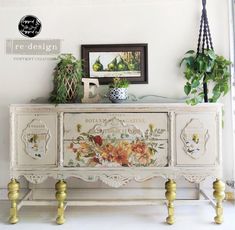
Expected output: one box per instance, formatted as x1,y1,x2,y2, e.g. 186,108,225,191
7,179,20,224
55,180,67,225
165,179,176,225
213,179,225,224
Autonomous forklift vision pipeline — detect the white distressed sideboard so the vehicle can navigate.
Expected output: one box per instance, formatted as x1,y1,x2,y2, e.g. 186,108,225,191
8,103,225,225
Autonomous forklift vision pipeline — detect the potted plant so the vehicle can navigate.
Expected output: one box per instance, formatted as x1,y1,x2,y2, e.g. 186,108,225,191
49,54,83,103
109,77,129,103
179,0,231,105
180,49,231,105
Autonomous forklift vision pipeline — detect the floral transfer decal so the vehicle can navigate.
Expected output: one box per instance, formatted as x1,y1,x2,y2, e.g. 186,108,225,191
26,133,47,158
22,119,50,159
66,118,166,167
180,119,209,159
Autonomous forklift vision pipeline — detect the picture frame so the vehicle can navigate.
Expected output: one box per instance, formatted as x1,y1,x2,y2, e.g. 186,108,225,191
81,44,148,84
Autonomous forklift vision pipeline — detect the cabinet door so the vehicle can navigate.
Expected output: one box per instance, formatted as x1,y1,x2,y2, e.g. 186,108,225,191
175,113,219,166
64,113,168,168
16,113,57,167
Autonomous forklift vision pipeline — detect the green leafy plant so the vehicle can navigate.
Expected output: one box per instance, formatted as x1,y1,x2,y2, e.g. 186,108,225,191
109,77,129,88
180,49,231,105
49,54,83,103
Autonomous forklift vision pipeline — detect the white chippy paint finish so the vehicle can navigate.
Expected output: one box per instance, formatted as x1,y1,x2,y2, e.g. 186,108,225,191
10,103,223,187
0,0,232,190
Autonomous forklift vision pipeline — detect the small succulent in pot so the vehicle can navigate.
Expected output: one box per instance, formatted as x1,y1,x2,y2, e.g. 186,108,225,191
109,77,129,103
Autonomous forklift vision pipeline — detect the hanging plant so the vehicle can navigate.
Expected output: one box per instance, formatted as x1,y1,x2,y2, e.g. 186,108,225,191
180,0,231,105
49,54,83,104
180,49,231,105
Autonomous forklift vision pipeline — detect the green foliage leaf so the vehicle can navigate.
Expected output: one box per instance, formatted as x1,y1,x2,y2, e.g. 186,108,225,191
191,79,200,88
206,49,216,60
184,83,191,95
184,68,193,80
185,50,195,55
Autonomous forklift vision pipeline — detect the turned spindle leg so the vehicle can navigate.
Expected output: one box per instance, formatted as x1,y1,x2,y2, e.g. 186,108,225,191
165,179,176,225
55,180,67,225
8,179,20,224
213,179,225,224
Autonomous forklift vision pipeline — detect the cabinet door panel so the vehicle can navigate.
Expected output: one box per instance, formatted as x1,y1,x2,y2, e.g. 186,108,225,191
175,113,218,166
16,113,57,167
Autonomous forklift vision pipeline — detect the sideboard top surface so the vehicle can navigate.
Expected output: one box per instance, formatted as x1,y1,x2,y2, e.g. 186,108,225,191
10,103,223,113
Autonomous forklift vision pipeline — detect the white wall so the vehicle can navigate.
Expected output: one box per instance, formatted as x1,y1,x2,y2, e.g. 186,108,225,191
0,0,233,189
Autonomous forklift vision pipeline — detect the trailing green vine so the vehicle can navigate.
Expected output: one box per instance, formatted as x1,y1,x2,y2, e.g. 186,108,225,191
180,49,231,105
49,54,83,104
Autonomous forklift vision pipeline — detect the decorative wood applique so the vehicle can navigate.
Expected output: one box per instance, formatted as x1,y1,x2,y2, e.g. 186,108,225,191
22,119,50,159
24,174,48,184
99,174,131,188
183,174,208,183
180,119,209,159
66,117,167,167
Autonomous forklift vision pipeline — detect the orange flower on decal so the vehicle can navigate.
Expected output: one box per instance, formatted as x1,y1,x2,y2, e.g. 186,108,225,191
78,142,93,156
131,141,152,165
113,146,128,166
131,141,148,155
118,141,132,156
101,143,115,161
136,151,151,165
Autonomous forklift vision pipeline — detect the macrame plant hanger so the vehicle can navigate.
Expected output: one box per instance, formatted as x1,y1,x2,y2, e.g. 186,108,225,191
197,0,214,103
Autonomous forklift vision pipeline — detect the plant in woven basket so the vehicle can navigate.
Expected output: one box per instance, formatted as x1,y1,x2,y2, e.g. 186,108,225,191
49,54,83,103
180,0,231,105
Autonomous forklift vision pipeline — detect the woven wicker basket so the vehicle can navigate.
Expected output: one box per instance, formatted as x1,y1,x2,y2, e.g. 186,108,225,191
64,77,78,102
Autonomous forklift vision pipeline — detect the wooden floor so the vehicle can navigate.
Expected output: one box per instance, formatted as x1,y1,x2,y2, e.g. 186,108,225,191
0,201,234,229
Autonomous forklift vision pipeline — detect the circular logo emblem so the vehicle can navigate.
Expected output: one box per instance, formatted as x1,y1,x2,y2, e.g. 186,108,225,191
18,15,42,38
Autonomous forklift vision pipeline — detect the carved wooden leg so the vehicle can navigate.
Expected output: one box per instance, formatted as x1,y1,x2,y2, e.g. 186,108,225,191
213,179,225,224
7,179,20,224
55,180,67,225
165,179,176,225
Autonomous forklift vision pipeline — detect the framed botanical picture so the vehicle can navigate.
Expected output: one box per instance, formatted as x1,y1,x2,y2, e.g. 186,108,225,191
81,44,148,84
